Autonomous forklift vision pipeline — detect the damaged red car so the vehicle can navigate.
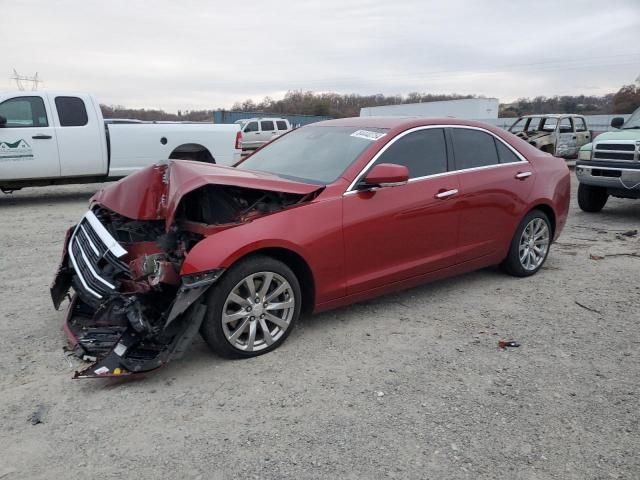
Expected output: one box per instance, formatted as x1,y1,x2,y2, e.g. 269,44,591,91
51,117,570,378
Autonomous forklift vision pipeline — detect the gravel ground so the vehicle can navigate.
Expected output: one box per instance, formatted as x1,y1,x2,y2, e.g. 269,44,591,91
0,175,638,480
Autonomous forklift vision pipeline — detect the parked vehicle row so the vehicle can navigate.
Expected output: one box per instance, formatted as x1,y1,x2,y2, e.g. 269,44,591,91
50,116,570,378
0,91,242,192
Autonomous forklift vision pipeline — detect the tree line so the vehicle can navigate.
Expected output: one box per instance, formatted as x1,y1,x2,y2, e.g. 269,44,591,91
100,84,640,122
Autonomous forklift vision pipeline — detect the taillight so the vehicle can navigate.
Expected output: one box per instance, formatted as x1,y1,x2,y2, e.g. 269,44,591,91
235,131,242,150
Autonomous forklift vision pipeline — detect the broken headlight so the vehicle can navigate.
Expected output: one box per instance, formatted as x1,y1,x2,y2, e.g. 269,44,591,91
181,268,225,288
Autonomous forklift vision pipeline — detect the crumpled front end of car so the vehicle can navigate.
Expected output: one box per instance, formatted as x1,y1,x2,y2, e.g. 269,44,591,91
50,161,320,378
51,204,221,378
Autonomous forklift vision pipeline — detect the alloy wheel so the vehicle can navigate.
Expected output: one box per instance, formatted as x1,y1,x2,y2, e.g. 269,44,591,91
518,218,550,271
221,271,295,352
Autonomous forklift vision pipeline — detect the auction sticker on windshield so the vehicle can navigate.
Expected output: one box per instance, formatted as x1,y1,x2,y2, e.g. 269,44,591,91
350,130,387,141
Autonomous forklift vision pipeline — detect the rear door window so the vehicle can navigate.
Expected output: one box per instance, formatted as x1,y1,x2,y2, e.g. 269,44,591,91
559,117,574,133
541,117,558,132
0,96,48,127
450,128,500,170
55,96,88,127
495,140,522,164
575,118,587,132
373,128,448,179
261,120,275,131
276,120,288,131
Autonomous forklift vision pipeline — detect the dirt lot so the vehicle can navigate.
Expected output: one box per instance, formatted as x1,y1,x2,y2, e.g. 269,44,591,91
0,175,638,480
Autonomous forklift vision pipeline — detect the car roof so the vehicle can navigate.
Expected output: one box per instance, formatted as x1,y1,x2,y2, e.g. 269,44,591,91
242,117,288,122
311,116,504,130
517,114,584,119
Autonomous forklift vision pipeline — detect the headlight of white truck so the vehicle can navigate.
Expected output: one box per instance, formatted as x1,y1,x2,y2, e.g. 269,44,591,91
578,144,592,161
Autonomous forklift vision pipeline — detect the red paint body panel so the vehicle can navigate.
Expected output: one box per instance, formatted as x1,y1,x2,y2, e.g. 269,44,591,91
91,164,167,220
92,118,570,315
454,163,534,262
91,160,321,226
181,192,347,304
342,175,460,294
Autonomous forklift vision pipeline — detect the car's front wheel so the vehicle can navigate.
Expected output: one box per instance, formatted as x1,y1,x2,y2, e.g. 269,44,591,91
200,255,301,358
502,210,552,277
577,183,608,212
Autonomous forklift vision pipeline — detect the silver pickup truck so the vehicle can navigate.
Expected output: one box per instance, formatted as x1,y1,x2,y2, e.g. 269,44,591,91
575,108,640,212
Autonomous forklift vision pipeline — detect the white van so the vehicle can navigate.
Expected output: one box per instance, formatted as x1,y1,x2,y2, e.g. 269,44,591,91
237,118,292,151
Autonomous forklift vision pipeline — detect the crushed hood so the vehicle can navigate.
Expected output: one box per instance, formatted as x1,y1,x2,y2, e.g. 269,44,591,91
91,160,323,227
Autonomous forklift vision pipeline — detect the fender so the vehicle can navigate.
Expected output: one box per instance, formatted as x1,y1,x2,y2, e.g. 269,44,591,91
524,157,571,241
182,232,308,275
180,195,347,305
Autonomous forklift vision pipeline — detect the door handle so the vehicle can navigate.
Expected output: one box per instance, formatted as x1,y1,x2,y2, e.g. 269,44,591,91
32,134,52,140
515,171,532,180
434,189,458,199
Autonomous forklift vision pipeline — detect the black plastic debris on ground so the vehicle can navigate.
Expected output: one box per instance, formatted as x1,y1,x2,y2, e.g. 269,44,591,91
28,404,47,425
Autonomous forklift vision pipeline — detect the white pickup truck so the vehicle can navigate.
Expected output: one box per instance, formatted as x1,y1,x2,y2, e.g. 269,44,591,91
0,91,241,192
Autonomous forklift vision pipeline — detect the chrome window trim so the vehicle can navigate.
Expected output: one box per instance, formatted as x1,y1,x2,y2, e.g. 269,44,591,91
344,124,528,195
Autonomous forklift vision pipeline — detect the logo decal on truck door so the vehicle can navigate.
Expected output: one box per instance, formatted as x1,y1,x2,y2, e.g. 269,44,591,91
0,139,34,162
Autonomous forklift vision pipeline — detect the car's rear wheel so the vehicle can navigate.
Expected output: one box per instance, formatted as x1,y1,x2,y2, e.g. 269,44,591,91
502,210,551,277
578,183,608,212
200,255,301,358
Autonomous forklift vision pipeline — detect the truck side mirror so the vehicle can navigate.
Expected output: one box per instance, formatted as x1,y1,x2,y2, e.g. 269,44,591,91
610,117,624,129
0,115,6,127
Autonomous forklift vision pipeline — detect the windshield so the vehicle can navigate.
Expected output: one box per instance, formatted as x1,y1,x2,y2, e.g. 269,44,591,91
622,108,640,129
509,118,527,133
237,125,387,184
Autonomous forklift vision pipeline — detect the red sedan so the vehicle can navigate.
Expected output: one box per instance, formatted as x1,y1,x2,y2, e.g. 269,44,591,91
51,117,570,378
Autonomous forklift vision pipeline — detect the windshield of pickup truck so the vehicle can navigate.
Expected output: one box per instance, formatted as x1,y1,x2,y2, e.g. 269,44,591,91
622,108,640,129
237,125,387,184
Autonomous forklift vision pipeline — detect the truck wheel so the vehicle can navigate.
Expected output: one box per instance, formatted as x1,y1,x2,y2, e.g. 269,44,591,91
578,184,608,212
200,255,301,358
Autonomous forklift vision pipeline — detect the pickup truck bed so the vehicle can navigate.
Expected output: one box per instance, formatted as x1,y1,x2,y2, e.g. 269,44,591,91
0,91,240,192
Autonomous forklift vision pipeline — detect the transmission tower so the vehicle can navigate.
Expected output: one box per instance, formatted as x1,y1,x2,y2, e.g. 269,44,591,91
10,69,42,91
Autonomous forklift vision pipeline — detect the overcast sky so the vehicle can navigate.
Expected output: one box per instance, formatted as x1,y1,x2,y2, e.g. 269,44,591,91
3,0,639,111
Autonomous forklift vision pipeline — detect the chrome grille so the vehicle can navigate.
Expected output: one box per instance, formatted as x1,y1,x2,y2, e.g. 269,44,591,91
593,140,638,163
68,211,128,299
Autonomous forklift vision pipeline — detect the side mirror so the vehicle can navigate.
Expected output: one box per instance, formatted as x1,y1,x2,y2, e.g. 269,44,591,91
0,115,6,127
610,117,625,129
362,163,409,188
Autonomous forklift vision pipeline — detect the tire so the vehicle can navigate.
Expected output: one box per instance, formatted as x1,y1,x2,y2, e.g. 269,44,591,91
200,255,301,358
502,210,552,277
578,183,608,212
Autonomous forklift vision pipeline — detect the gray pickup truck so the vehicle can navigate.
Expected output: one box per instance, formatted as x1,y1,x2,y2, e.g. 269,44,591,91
575,107,640,212
509,114,592,158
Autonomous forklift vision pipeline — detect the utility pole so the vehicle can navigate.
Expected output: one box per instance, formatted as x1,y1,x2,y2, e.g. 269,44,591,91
10,69,42,91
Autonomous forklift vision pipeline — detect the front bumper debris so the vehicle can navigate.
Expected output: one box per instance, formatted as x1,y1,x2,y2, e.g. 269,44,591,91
51,206,223,379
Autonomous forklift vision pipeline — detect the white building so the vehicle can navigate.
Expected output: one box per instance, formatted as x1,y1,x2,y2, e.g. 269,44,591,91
360,98,500,119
